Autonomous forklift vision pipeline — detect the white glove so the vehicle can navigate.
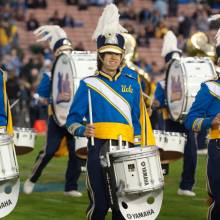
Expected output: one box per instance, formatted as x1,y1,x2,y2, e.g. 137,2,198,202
33,25,68,50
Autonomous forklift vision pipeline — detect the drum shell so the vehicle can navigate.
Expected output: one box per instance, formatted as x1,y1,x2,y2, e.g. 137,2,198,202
0,134,19,181
75,137,88,160
51,51,97,127
109,146,164,194
166,57,216,122
153,130,186,164
13,127,36,155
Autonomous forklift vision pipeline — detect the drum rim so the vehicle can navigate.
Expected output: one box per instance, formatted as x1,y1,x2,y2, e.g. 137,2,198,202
109,146,159,157
0,134,13,144
13,127,35,133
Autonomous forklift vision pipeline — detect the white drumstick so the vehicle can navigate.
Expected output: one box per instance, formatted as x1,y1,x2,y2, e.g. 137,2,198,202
88,89,94,146
10,99,20,109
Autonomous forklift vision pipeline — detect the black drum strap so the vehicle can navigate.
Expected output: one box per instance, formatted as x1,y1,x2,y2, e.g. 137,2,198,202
100,141,119,211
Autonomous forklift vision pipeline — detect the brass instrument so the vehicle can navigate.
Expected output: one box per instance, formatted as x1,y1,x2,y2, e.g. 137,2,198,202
186,32,216,62
122,33,152,106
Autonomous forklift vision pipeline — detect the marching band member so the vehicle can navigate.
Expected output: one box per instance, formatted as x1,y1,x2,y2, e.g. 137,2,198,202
153,31,197,196
23,26,82,197
66,4,146,220
184,26,220,220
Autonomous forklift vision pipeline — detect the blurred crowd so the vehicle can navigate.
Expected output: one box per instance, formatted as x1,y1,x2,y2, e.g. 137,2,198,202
0,0,220,129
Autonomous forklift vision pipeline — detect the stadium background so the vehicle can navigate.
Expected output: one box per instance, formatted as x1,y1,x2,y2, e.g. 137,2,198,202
0,0,219,219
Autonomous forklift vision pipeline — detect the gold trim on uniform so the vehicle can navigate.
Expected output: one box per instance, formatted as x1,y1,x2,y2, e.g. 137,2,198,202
94,122,134,143
98,45,124,54
54,45,73,57
208,129,220,139
68,123,82,135
192,118,204,132
48,104,53,116
98,70,122,82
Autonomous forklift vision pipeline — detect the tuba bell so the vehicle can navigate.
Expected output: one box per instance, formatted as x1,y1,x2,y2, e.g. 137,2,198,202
186,32,217,62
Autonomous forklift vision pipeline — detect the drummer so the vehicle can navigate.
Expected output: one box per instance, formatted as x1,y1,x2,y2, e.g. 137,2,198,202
152,31,197,196
66,4,151,220
23,27,81,197
184,28,220,220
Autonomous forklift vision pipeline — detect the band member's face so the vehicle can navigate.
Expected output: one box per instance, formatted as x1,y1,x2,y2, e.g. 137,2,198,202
102,52,122,73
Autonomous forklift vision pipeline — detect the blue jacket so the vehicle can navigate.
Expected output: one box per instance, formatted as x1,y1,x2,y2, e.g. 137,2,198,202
0,69,7,127
185,80,220,132
37,72,51,100
66,70,141,145
154,80,166,108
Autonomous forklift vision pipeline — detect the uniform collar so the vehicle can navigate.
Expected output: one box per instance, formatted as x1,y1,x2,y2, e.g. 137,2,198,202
96,69,122,81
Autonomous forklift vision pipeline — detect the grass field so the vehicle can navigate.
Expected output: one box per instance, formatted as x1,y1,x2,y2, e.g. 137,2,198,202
4,135,208,220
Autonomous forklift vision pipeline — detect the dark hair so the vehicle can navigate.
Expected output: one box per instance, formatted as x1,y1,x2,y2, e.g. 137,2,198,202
97,53,104,71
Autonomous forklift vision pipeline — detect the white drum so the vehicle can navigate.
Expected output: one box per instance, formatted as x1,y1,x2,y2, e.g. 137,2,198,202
109,146,164,194
153,130,186,163
75,136,88,160
166,57,216,122
0,134,19,181
52,51,97,127
13,127,36,155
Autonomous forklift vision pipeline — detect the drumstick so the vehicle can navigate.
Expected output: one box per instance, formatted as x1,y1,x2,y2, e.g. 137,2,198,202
10,99,20,109
88,89,94,146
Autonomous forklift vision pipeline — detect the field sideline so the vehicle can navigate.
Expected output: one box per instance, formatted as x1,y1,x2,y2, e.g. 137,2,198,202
4,135,208,220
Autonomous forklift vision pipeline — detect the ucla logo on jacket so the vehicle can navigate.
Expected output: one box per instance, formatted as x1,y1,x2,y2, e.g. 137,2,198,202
121,85,133,93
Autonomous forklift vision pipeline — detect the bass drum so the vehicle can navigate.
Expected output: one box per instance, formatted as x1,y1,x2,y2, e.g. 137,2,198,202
51,51,97,127
166,57,216,122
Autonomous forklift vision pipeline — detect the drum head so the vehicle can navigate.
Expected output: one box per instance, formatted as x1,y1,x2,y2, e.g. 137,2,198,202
51,51,97,127
166,59,185,121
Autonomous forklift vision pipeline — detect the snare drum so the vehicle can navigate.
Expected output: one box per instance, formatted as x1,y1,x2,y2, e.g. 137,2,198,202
52,51,97,127
154,130,186,163
0,134,19,181
75,137,88,160
13,127,36,155
109,146,164,194
166,57,216,122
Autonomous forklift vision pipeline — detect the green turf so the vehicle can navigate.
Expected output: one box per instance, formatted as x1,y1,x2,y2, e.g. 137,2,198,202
4,135,208,220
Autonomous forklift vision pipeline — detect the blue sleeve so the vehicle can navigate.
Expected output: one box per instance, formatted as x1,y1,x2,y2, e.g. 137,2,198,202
132,82,141,144
0,72,7,126
154,82,165,107
66,80,89,136
36,73,51,99
184,83,214,132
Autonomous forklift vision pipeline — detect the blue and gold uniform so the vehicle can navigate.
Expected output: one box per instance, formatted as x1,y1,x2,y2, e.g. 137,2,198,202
25,72,81,194
66,68,142,220
185,79,220,220
67,69,141,145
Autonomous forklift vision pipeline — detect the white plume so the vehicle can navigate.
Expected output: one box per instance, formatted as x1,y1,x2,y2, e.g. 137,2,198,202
208,14,220,22
161,31,181,57
92,3,127,40
33,25,67,50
